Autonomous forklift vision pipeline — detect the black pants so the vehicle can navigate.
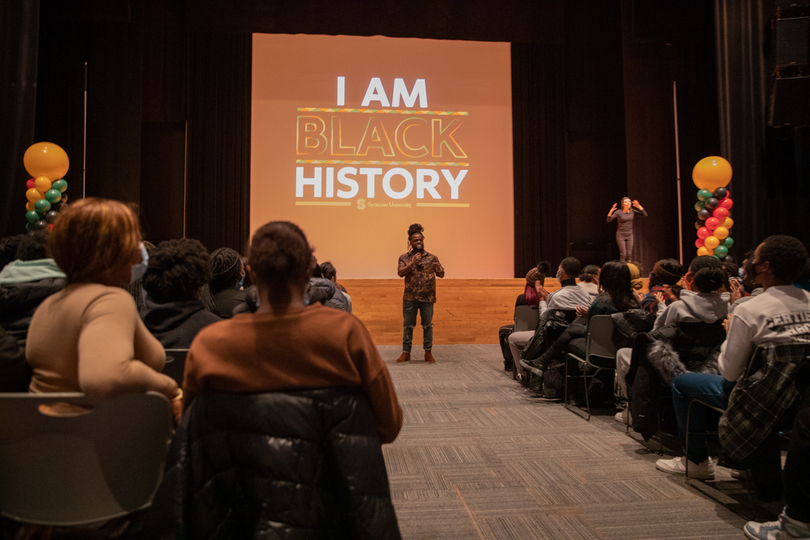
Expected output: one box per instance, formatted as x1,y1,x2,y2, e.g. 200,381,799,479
784,407,810,521
616,232,633,262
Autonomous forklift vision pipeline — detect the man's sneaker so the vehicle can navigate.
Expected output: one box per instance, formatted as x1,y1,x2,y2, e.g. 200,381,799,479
424,350,436,363
655,456,715,479
731,469,748,479
744,510,810,540
614,409,631,426
396,352,410,363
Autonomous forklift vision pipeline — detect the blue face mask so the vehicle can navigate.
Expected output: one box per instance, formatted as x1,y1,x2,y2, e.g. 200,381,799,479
235,275,245,290
130,243,149,283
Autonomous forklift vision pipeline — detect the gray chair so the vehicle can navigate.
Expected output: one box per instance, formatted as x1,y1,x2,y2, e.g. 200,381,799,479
565,315,617,420
0,392,173,526
514,305,539,332
163,348,189,386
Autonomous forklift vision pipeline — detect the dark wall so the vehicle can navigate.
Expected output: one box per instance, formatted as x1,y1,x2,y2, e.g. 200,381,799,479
13,0,724,276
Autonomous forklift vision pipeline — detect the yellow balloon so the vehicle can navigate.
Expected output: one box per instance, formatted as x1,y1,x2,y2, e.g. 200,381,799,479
23,142,69,180
26,188,44,202
34,176,52,193
704,236,720,250
722,217,734,229
26,201,35,212
713,226,729,240
692,156,732,193
697,246,711,256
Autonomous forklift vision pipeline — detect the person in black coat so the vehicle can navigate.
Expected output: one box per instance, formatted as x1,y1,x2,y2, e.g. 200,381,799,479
140,238,221,349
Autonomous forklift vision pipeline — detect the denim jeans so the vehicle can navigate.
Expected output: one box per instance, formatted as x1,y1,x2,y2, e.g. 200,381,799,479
402,300,434,352
671,372,736,464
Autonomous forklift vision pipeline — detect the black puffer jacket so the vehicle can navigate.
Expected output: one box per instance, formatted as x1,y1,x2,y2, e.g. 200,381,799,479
145,388,401,540
0,277,65,346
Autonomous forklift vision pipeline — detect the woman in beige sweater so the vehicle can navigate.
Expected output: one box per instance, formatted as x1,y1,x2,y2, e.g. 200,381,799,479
26,198,179,406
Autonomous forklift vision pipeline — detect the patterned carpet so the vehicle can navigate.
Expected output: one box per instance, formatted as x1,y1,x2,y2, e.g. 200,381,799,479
380,344,750,540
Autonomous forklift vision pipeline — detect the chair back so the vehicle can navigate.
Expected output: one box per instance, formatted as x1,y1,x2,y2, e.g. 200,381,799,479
586,315,618,364
163,349,189,386
514,305,539,332
0,392,173,526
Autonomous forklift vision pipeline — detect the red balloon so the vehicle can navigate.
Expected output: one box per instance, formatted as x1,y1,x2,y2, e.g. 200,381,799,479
26,179,35,189
706,217,720,230
695,237,705,248
697,227,710,239
713,207,730,220
720,197,733,209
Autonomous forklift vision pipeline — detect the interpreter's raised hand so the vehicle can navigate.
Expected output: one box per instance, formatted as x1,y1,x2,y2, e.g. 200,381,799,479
608,203,617,214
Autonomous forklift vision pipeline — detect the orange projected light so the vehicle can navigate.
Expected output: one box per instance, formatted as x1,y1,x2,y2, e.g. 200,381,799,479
251,34,513,278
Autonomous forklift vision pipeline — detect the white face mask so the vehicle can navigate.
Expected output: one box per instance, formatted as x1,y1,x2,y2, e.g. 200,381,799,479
130,242,149,283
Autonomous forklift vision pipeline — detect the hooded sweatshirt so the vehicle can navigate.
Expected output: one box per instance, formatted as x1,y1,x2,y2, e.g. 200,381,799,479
653,289,729,330
0,259,66,345
140,297,222,349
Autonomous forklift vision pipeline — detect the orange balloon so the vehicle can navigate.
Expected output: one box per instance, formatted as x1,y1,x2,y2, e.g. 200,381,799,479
34,176,52,193
26,201,35,212
26,188,44,202
722,217,734,229
704,236,720,250
697,246,711,257
713,226,729,240
692,156,732,193
23,142,69,180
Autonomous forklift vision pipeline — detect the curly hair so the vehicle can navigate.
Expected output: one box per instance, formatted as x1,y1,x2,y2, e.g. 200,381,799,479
688,255,727,293
249,221,313,306
408,223,424,238
142,239,211,303
758,235,809,282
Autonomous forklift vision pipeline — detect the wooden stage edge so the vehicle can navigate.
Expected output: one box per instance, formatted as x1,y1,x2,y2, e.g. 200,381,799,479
339,278,650,347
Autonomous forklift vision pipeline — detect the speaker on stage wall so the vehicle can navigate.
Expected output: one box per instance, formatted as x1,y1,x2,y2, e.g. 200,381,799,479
776,17,809,66
770,76,810,126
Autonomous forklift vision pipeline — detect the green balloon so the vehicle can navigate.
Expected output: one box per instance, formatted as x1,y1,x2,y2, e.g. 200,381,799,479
714,245,729,258
25,210,39,223
45,189,62,203
697,189,712,201
25,222,33,232
34,199,51,213
694,201,705,211
723,237,734,249
52,179,68,192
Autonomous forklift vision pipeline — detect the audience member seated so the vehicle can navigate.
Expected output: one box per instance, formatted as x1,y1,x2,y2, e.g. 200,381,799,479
627,256,729,441
309,259,351,311
26,198,179,404
201,247,247,318
656,236,810,487
516,261,550,306
149,221,402,538
0,234,24,269
640,258,684,314
0,326,29,392
140,238,221,349
0,231,66,347
319,260,353,312
729,250,763,312
744,407,810,540
577,264,600,298
508,257,591,381
627,261,645,301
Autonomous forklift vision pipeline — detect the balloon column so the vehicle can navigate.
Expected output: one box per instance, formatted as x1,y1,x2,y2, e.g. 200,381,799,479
692,156,734,259
22,142,70,232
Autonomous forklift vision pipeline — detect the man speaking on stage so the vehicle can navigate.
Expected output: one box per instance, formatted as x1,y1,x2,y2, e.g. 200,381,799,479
396,223,445,364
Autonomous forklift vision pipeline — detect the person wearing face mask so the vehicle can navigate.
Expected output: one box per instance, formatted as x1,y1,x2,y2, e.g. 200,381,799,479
607,197,647,262
396,223,445,363
25,198,179,407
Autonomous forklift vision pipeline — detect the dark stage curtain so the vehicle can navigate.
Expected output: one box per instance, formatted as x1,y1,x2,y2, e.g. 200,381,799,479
715,0,810,253
186,32,252,253
511,43,568,277
1,0,40,239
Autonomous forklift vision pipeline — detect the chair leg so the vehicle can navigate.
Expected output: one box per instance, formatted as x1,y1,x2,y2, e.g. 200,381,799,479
564,356,570,409
685,400,693,485
582,367,596,422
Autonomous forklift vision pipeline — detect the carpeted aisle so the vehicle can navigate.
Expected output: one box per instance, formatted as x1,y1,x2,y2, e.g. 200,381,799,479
380,344,746,540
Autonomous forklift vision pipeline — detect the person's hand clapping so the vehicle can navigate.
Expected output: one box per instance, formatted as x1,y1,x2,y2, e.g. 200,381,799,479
534,282,549,301
729,278,742,304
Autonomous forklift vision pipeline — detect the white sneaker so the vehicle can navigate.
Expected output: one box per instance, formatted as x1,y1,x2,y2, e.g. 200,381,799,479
744,509,810,540
731,469,748,479
655,456,715,479
614,409,631,426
